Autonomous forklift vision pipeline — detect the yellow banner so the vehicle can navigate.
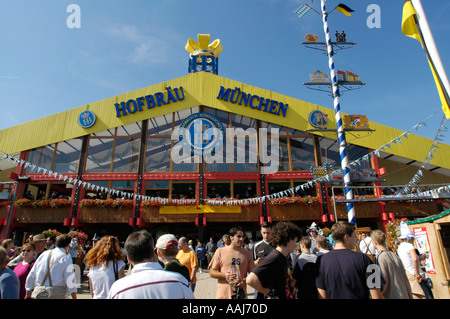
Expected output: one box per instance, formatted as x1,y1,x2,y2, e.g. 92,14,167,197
159,205,241,214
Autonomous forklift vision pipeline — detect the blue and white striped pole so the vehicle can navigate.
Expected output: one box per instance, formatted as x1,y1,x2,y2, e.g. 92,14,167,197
320,0,356,224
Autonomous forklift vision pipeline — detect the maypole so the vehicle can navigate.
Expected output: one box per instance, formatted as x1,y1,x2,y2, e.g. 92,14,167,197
320,0,355,224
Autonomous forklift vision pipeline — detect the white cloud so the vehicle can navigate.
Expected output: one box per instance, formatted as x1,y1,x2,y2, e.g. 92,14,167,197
0,75,20,80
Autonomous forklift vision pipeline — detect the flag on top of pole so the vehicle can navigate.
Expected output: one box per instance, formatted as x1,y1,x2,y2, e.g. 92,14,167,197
402,0,450,119
293,4,312,18
334,3,354,16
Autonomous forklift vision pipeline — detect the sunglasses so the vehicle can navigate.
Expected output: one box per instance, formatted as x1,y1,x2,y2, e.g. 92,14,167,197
22,250,33,253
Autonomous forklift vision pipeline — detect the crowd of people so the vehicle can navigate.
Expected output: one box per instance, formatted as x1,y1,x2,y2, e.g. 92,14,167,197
0,220,435,300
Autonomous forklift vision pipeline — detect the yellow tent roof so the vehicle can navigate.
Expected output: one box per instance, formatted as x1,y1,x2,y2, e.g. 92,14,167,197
0,71,448,169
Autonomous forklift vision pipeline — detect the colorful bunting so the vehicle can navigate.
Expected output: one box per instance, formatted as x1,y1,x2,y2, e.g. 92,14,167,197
0,110,449,205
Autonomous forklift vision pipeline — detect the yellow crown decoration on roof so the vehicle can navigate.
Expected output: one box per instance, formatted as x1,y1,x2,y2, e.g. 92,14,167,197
185,34,223,57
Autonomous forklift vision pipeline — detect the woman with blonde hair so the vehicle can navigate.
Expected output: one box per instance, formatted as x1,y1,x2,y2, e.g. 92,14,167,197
84,235,125,299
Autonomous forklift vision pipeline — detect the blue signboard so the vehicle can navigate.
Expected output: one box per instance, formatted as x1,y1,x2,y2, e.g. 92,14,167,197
78,110,96,128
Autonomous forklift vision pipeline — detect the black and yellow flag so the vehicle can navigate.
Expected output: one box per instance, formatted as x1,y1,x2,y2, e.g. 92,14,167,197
402,0,450,118
335,3,354,16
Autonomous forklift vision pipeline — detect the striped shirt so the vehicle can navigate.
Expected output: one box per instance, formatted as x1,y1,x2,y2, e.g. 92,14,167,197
108,262,194,299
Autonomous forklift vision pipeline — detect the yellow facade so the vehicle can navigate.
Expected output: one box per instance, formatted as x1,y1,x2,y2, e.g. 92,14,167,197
0,71,448,170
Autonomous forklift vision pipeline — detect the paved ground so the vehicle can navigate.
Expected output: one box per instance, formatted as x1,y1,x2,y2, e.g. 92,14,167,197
75,268,255,299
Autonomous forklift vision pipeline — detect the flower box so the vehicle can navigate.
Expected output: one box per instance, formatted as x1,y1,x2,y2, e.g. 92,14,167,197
14,198,72,209
270,196,320,206
80,198,133,209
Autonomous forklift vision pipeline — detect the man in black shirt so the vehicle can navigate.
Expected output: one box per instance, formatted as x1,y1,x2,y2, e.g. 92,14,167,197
251,222,274,299
246,222,302,299
252,222,274,266
315,221,384,299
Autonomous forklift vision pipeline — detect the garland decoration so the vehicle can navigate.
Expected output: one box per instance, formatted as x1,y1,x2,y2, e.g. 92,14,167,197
2,109,449,208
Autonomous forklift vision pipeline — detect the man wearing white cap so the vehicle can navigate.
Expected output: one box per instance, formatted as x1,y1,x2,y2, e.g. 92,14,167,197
307,222,319,254
397,222,426,299
156,234,190,282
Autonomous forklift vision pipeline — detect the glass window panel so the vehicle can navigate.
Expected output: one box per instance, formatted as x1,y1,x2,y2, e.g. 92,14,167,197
27,182,49,200
293,180,317,196
86,180,109,188
260,121,286,135
148,114,173,136
173,107,200,128
53,139,82,173
278,137,290,171
288,128,309,136
205,163,231,172
320,137,372,170
112,138,140,172
232,114,256,130
290,137,316,171
207,182,231,199
172,181,196,199
233,181,257,199
260,135,288,173
203,107,229,128
146,180,169,197
85,138,114,173
48,182,72,199
347,145,372,169
172,162,199,172
268,180,291,194
110,180,135,199
232,135,258,172
117,122,142,137
91,128,115,137
26,145,55,173
112,180,135,190
84,181,109,199
205,145,231,172
147,180,169,188
233,163,258,172
145,137,172,172
320,137,340,169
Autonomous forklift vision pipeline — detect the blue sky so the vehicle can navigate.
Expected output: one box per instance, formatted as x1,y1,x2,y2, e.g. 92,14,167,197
1,0,450,148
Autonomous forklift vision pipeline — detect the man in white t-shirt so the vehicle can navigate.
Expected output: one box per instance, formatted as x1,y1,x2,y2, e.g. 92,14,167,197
108,230,194,299
25,234,77,299
396,222,425,299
